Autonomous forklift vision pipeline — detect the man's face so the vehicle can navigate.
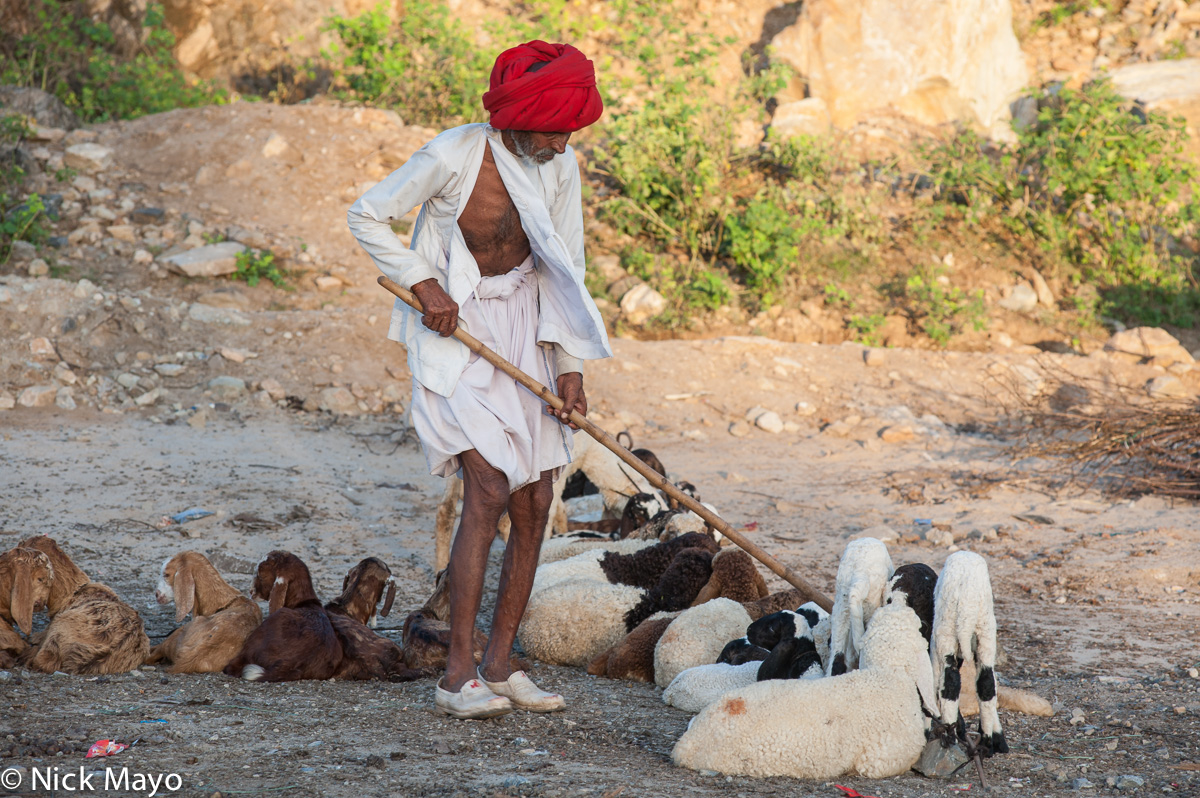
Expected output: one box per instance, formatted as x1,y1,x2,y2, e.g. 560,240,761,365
511,130,572,166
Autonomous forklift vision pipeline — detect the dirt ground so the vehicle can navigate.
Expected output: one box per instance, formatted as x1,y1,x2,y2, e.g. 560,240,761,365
2,101,1200,797
2,333,1200,798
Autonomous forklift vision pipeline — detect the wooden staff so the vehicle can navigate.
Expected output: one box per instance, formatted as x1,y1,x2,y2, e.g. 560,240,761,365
378,276,833,611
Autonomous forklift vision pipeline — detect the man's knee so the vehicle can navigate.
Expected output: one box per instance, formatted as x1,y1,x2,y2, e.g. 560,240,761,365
466,471,510,514
514,473,554,513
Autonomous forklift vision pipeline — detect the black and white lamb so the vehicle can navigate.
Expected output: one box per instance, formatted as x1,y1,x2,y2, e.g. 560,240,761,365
747,603,830,681
827,537,894,676
886,562,938,643
931,550,1009,757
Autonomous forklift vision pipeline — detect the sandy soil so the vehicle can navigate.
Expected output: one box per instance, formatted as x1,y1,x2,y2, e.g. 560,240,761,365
2,333,1199,798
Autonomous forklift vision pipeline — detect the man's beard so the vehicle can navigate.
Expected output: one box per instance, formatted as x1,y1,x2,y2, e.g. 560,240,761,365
511,131,557,167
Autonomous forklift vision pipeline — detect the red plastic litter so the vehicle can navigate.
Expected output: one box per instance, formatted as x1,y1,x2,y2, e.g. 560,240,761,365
86,739,128,758
743,521,758,531
834,786,880,798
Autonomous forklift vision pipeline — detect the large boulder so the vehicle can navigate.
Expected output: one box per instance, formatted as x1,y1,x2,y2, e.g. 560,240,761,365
1109,59,1200,163
770,0,1027,136
0,87,81,130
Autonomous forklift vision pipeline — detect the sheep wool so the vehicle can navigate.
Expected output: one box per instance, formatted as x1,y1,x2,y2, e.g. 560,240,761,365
518,579,645,666
672,602,933,779
931,550,1009,756
538,536,652,566
662,661,760,713
654,598,753,688
827,537,894,675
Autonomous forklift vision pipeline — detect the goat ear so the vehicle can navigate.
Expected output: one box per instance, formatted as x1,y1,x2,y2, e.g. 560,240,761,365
174,565,196,624
11,569,34,636
380,578,396,618
267,578,287,615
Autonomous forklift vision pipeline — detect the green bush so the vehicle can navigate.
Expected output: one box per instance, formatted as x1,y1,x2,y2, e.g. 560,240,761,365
924,79,1200,326
724,191,800,306
0,116,48,264
890,264,987,346
0,1,224,122
233,249,290,289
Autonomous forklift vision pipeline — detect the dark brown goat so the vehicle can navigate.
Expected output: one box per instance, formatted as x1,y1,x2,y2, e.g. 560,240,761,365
223,551,342,682
401,570,527,673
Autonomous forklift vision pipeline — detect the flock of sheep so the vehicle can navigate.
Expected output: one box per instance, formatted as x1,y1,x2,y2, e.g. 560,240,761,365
0,436,1052,782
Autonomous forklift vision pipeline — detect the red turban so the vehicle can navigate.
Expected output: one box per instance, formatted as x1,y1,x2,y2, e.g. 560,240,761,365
482,41,603,132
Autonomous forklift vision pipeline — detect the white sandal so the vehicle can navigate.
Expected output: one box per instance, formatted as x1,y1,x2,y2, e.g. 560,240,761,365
434,678,513,719
479,669,566,712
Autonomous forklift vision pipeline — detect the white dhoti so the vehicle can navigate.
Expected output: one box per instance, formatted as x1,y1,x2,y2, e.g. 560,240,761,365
410,257,574,492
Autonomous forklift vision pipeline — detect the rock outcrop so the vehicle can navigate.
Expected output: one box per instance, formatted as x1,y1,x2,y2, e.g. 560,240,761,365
770,0,1027,137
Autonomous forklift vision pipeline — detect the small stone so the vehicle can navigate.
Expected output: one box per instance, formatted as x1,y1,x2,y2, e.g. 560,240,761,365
130,207,165,224
207,376,247,401
619,283,667,324
1070,707,1086,725
755,411,784,433
55,387,76,410
315,275,343,291
63,142,113,173
794,401,816,416
879,425,916,443
162,241,247,278
134,387,161,407
259,378,286,401
863,348,886,367
9,239,36,262
116,372,140,390
913,738,968,777
27,257,49,276
29,337,57,359
0,391,15,410
319,387,360,415
0,286,11,303
261,132,291,158
107,224,137,243
154,363,185,377
1146,375,1188,400
74,278,98,298
217,347,256,364
133,249,153,265
18,385,58,407
187,303,251,326
1114,775,1144,790
728,421,751,438
1071,777,1094,789
1031,269,1056,307
1188,667,1198,679
998,281,1038,312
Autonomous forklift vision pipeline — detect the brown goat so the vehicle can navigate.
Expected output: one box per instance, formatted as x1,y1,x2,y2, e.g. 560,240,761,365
401,569,528,673
324,557,396,627
324,558,433,682
16,536,151,675
223,551,342,682
146,552,263,674
0,548,54,667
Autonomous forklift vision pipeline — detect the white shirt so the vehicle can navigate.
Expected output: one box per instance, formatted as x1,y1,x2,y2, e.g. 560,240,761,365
347,123,612,397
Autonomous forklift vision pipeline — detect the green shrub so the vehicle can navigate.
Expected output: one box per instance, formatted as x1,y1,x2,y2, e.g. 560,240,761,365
233,249,290,289
890,265,986,346
924,79,1200,326
323,1,494,127
0,2,224,122
724,191,800,306
0,116,48,264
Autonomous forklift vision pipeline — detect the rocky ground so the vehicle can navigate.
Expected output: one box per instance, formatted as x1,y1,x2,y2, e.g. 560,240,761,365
1,102,1200,797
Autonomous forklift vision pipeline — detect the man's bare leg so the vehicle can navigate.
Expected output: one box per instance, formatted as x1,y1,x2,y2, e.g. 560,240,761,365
479,468,553,682
443,449,510,693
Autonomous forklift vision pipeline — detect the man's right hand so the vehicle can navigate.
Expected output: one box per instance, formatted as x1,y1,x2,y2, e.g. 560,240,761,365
411,278,459,337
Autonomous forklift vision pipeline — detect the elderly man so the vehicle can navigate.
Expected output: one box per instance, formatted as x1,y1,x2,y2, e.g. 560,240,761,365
347,41,611,719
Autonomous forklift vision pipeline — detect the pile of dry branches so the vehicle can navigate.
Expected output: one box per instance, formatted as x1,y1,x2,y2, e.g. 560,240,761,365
1014,393,1200,499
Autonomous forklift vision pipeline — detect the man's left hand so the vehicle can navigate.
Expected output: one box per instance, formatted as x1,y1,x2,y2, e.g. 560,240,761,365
549,372,586,430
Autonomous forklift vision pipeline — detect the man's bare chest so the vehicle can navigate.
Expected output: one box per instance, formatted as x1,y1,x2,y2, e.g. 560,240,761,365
458,156,531,275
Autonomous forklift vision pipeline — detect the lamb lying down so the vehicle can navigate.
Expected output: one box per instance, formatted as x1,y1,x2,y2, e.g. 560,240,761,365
672,601,937,780
662,661,760,713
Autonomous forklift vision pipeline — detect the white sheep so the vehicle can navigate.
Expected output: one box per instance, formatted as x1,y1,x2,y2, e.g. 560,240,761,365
931,550,1009,756
662,661,760,713
654,598,753,688
518,578,646,666
672,600,938,779
538,535,653,566
827,537,894,675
